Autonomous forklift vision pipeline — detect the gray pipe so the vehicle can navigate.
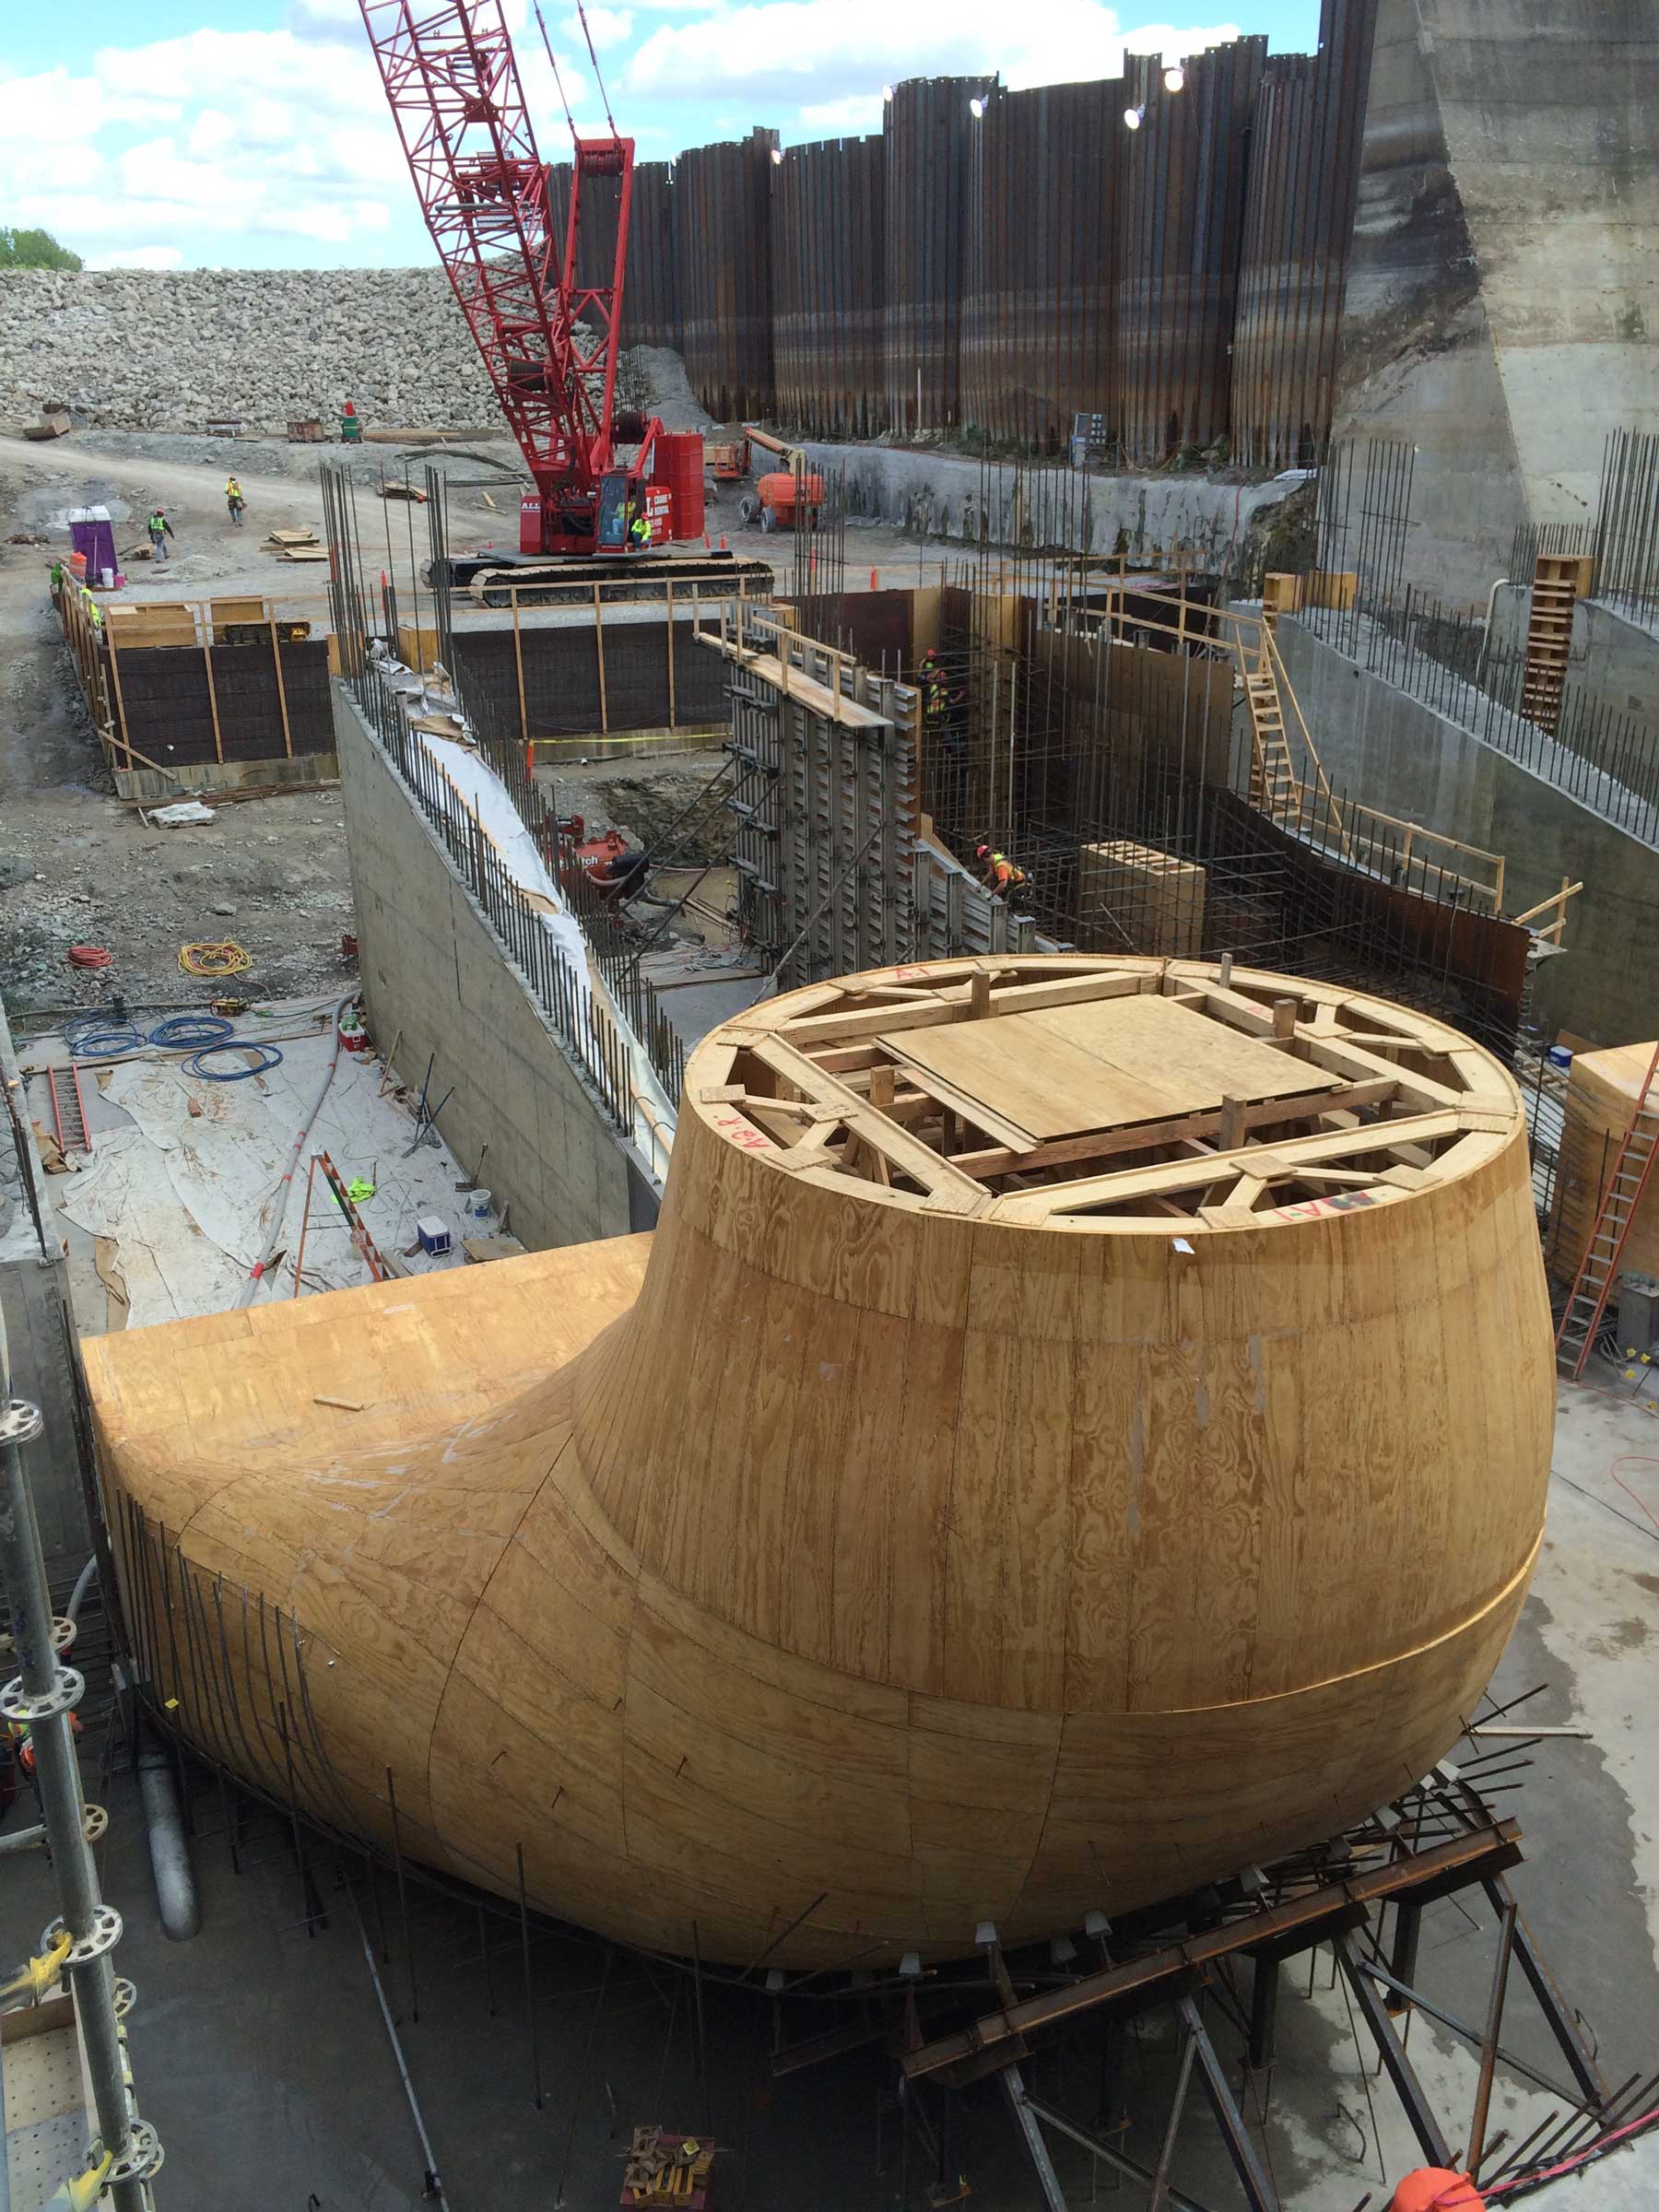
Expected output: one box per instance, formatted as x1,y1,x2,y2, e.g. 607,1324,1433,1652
137,1746,200,1941
65,1553,97,1624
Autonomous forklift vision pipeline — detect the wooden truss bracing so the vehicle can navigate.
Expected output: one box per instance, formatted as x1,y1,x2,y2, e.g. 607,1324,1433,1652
700,955,1517,1230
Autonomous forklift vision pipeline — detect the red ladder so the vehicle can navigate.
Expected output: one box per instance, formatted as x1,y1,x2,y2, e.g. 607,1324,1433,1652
44,1065,92,1157
1555,1040,1659,1377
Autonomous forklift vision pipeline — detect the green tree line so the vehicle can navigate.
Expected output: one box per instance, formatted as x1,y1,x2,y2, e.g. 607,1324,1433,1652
0,227,83,270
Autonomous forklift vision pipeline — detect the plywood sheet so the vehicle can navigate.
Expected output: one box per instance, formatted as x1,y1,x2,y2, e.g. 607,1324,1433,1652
886,992,1336,1140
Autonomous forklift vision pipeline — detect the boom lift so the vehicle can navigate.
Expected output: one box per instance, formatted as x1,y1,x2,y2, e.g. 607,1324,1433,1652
708,427,827,533
359,0,761,596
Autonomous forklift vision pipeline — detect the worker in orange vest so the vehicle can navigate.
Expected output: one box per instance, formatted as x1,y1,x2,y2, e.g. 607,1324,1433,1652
976,842,1027,898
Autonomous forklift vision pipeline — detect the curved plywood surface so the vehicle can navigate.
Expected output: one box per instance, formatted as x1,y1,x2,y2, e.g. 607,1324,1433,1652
86,958,1554,1965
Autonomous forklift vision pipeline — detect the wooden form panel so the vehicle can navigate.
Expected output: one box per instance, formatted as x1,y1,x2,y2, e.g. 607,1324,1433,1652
86,959,1555,1967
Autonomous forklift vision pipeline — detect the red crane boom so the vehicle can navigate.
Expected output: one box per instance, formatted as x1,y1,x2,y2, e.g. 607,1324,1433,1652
359,0,688,559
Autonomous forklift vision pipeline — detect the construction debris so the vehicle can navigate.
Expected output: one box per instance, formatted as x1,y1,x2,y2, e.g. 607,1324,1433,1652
622,2129,716,2207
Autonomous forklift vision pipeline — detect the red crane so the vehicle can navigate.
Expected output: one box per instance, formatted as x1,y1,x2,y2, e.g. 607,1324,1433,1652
359,0,701,564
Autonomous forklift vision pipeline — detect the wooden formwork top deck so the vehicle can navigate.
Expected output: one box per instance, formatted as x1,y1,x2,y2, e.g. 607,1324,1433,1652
696,955,1521,1232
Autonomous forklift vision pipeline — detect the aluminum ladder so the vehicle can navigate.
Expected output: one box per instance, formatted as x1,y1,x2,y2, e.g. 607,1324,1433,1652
1555,1039,1659,1377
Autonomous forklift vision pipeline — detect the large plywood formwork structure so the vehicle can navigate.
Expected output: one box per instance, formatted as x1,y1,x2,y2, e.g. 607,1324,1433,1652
87,957,1553,1968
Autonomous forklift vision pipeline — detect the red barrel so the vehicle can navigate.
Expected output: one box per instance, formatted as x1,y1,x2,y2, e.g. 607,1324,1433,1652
654,431,705,542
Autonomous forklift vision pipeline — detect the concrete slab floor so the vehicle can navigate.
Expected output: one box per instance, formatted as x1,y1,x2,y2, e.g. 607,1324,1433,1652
2,1366,1656,2210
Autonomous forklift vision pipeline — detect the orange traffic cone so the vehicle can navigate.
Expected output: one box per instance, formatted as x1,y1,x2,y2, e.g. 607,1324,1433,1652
870,567,878,590
720,534,728,550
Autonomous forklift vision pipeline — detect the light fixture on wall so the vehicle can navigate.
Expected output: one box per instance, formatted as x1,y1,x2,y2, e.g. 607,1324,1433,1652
969,95,986,117
881,83,893,100
770,146,782,164
1124,105,1144,129
1163,64,1186,91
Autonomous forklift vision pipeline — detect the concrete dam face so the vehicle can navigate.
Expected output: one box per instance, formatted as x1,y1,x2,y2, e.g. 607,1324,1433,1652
87,956,1553,1966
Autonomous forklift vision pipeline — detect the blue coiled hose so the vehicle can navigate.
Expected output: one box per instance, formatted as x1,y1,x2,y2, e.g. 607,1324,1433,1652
182,1042,285,1082
147,1014,235,1051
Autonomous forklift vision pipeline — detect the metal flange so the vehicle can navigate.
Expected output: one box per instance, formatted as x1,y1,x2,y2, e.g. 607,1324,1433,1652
106,2119,164,2185
82,1803,109,1844
0,1399,44,1448
0,1617,75,1657
0,1665,84,1723
112,1978,137,2018
41,1905,122,1968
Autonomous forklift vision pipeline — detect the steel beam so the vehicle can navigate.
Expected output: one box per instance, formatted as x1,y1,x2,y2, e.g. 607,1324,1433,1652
1179,1995,1278,2212
1335,1934,1452,2170
902,1817,1523,2080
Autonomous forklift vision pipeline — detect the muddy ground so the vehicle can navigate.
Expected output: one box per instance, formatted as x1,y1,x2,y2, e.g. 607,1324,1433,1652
0,410,920,1027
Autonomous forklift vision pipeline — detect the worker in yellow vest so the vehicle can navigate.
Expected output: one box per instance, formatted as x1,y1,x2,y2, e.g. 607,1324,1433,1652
226,476,246,525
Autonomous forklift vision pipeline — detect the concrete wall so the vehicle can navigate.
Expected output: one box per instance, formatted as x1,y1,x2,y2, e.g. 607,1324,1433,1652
1276,613,1659,1047
0,999,92,1568
797,442,1304,572
1490,591,1659,731
333,689,639,1252
1335,0,1659,603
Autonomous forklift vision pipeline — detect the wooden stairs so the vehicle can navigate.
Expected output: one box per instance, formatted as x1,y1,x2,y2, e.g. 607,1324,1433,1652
1519,553,1594,736
1555,1040,1659,1378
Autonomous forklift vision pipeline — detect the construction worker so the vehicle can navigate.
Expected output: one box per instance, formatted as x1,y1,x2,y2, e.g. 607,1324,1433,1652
225,475,245,525
976,843,1027,899
146,508,174,562
79,585,103,633
629,500,653,551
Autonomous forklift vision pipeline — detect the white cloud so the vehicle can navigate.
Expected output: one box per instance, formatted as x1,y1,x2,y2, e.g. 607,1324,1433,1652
796,91,885,133
629,1,1242,102
0,18,594,269
564,6,635,48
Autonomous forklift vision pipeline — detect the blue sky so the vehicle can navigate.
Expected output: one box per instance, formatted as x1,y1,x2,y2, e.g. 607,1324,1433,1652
2,0,1322,269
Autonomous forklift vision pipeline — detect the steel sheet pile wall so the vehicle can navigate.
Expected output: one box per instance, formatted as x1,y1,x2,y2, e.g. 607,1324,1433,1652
771,135,886,437
546,159,675,347
675,129,778,419
1230,0,1379,468
961,81,1119,451
884,77,991,433
627,160,679,348
576,5,1378,451
1116,41,1265,463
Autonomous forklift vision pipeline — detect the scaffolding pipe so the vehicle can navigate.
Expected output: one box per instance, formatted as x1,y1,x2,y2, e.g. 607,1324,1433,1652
0,1394,158,2208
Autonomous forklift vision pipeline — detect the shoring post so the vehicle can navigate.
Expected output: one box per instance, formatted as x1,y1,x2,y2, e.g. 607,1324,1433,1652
0,1395,159,2207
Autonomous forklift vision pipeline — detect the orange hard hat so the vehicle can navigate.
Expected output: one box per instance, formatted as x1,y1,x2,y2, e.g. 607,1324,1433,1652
1389,2173,1485,2212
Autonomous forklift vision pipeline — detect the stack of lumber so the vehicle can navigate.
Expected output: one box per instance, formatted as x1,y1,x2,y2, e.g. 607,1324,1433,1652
264,528,327,563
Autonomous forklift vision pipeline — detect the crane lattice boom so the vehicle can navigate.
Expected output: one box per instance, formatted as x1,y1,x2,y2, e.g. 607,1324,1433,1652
359,0,644,555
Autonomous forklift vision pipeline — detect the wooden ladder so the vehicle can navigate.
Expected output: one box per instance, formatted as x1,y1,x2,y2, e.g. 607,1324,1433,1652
44,1065,92,1158
1519,553,1592,736
1555,1040,1659,1378
1242,659,1300,829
